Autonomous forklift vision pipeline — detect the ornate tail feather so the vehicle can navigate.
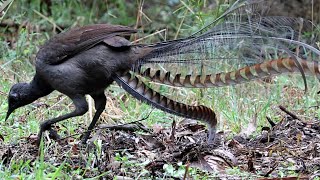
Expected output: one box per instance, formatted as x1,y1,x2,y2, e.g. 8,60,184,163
132,15,319,90
114,71,217,143
139,58,320,88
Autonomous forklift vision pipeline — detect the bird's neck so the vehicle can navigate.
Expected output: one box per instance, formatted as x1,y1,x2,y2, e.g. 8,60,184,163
27,74,53,101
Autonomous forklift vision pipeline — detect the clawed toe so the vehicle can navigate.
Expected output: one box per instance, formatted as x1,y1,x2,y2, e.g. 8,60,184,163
36,123,57,146
48,128,61,141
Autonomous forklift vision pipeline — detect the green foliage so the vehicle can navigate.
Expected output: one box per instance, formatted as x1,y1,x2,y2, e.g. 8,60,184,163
226,167,253,178
163,163,185,178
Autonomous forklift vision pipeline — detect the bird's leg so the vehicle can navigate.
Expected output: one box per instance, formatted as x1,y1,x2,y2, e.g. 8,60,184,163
81,92,106,144
37,95,88,146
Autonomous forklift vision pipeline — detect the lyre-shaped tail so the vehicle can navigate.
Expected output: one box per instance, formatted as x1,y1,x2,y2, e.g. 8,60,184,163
114,71,217,143
139,58,320,88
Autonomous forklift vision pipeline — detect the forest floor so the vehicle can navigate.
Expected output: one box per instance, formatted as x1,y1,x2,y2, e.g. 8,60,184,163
1,105,320,179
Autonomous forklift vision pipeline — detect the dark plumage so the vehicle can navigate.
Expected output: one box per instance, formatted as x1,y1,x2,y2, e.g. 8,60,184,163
6,24,153,145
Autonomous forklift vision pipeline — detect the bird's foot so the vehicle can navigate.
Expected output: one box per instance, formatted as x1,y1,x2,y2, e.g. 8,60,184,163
36,122,59,146
80,130,92,145
48,128,61,141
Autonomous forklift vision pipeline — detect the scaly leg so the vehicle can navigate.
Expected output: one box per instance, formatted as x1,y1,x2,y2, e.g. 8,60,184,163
37,95,88,146
81,92,106,144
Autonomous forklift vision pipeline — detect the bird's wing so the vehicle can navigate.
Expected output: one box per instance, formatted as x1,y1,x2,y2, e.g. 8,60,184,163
36,24,137,65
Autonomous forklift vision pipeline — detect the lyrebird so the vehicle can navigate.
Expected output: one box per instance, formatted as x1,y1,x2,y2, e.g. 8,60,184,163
6,1,320,145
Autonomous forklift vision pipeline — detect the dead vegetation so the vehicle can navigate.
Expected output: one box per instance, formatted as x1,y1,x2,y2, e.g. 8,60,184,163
1,105,319,179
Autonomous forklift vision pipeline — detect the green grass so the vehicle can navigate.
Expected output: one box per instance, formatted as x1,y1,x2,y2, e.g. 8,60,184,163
1,0,320,179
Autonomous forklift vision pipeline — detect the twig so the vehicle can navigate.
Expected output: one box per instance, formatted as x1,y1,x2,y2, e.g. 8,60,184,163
0,0,14,22
174,10,187,40
170,120,176,141
263,163,278,177
266,116,276,127
33,9,63,32
279,105,301,120
132,29,166,43
58,109,154,141
98,124,145,132
0,20,66,33
180,0,203,24
183,162,190,180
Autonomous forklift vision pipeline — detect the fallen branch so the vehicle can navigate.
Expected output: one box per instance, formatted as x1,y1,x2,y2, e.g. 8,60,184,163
279,105,301,121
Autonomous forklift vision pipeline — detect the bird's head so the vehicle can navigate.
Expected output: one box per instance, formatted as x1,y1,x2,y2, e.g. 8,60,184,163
6,83,32,120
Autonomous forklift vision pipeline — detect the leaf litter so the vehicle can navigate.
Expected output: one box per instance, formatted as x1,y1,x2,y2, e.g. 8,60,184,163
0,106,320,179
